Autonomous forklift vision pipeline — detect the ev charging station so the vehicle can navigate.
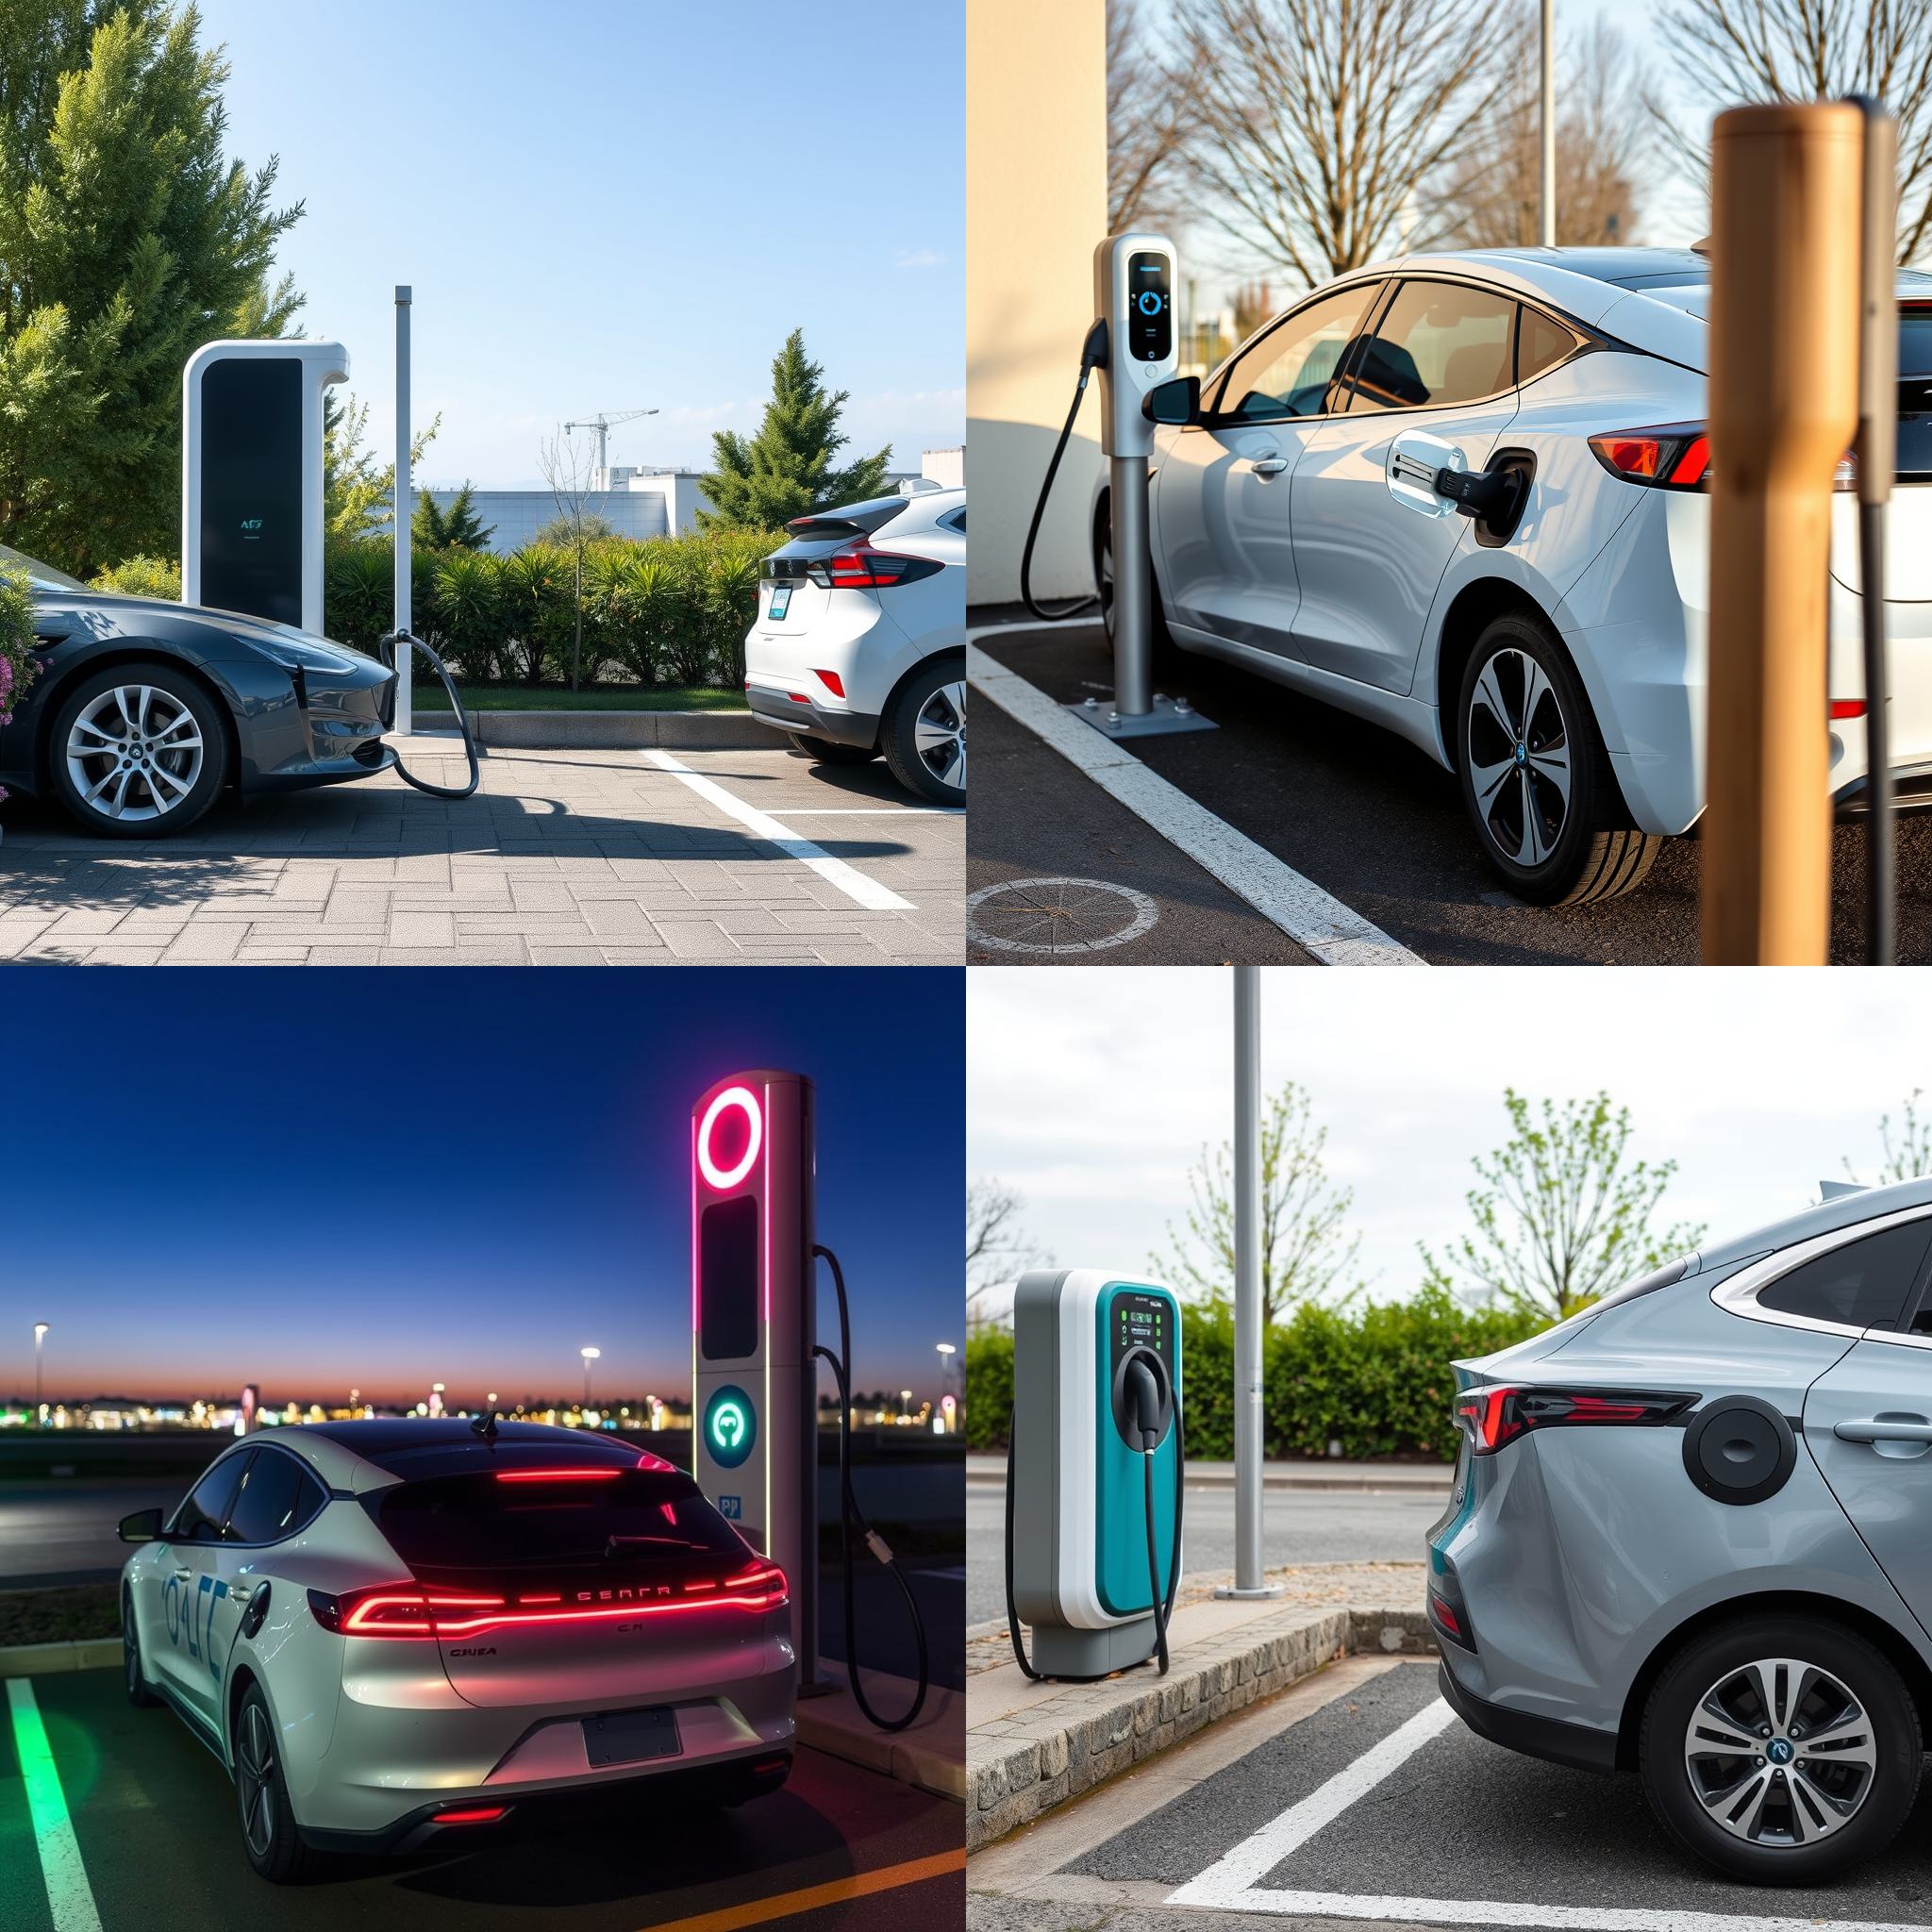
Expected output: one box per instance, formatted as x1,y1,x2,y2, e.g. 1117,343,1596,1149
1007,1268,1185,1679
691,1070,822,1687
182,339,347,632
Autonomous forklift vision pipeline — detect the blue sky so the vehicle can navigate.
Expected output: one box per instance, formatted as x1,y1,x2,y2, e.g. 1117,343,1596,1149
192,0,964,489
2,970,963,1408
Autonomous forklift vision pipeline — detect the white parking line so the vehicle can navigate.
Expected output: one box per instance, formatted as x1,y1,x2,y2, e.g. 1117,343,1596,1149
641,750,916,911
966,630,1424,967
6,1677,104,1932
1164,1691,1928,1932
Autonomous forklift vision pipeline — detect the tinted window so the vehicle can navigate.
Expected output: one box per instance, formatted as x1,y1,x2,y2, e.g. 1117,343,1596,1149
225,1450,324,1544
1216,285,1379,422
1518,308,1580,383
1346,281,1515,413
172,1454,249,1542
1758,1220,1932,1330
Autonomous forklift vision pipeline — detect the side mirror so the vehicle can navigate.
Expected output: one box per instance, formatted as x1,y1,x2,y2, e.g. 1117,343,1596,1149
118,1507,164,1544
1143,375,1201,427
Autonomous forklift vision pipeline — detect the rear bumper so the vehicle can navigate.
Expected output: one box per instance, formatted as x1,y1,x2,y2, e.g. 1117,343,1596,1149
743,681,880,749
1437,1658,1616,1775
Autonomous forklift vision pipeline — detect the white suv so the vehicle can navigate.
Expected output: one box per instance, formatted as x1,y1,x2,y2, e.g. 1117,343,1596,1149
744,488,965,804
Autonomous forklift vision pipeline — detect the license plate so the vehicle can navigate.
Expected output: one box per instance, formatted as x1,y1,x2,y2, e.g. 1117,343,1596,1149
768,584,791,621
583,1706,681,1768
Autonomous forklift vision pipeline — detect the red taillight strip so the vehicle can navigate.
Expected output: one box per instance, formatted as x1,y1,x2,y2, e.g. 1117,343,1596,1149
434,1807,508,1824
1455,1386,1696,1456
494,1467,624,1483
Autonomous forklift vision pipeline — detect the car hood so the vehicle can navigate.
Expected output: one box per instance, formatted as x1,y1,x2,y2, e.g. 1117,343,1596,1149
41,588,378,663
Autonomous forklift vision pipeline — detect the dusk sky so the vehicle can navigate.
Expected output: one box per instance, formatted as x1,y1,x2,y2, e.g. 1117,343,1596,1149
2,971,962,1408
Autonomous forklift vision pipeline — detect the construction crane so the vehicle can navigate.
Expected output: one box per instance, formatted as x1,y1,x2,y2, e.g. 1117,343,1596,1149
562,408,659,491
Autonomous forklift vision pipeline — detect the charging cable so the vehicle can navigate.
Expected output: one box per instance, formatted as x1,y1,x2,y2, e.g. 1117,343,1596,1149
812,1243,930,1733
1019,317,1110,624
379,630,480,800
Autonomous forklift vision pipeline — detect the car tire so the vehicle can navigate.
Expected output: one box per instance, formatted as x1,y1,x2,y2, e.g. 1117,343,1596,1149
788,732,877,767
1455,612,1660,906
1640,1615,1920,1885
881,652,965,806
47,659,230,839
123,1594,158,1708
234,1684,322,1885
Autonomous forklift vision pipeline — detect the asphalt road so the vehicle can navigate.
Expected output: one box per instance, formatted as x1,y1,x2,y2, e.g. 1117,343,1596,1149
964,1483,1444,1627
3,1670,960,1932
0,1480,183,1589
970,623,1932,966
969,1658,1932,1932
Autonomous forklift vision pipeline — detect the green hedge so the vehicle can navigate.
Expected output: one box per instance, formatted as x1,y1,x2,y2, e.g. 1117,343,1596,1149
0,562,34,800
964,1287,1544,1460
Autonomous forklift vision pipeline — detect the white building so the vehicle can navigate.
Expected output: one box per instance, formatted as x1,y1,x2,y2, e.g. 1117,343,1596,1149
421,469,714,554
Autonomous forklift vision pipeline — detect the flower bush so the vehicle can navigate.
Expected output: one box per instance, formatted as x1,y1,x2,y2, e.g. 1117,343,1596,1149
0,562,38,804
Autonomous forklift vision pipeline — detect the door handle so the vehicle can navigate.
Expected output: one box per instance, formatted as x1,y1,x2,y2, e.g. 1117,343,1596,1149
1834,1416,1932,1444
1250,456,1289,477
172,1567,192,1582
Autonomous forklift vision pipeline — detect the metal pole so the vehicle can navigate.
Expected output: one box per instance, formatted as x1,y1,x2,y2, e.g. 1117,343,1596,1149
393,285,413,736
1109,456,1153,719
1217,966,1283,1601
1540,0,1556,248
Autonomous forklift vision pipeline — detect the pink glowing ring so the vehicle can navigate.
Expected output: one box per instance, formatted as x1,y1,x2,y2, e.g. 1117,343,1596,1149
697,1085,762,1191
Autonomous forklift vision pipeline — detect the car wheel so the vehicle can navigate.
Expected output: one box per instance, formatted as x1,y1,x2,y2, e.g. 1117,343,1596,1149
1456,613,1660,906
234,1685,321,1884
881,653,965,806
1640,1616,1919,1885
123,1594,158,1708
788,732,877,767
48,660,230,839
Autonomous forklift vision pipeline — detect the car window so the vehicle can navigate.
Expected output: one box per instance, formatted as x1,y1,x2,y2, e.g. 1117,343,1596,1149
171,1454,251,1542
1517,308,1581,384
1758,1220,1932,1331
1345,281,1516,413
224,1450,324,1544
939,507,965,533
1215,285,1379,423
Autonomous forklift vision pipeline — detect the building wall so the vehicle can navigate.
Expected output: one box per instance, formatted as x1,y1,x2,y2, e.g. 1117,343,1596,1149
421,489,670,554
965,0,1107,607
922,446,965,490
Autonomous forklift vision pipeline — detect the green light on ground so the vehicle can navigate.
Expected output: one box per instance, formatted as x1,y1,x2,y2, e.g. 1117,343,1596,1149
6,1678,102,1931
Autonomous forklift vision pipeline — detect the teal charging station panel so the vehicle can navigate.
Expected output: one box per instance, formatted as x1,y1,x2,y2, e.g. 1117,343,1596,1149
1095,1281,1180,1615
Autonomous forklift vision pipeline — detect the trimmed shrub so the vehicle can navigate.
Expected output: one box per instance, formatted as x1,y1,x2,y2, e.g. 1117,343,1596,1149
92,555,180,601
963,1329,1014,1451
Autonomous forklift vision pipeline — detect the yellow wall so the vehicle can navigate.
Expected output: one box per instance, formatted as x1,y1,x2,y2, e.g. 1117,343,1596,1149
965,0,1108,607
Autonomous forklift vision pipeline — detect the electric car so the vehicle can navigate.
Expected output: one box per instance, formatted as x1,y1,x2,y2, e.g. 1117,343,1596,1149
1111,250,1932,905
1431,1174,1932,1883
0,540,396,837
744,487,965,805
117,1419,795,1883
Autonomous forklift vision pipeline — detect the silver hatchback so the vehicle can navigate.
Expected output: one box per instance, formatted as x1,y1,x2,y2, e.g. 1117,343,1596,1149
1433,1175,1932,1882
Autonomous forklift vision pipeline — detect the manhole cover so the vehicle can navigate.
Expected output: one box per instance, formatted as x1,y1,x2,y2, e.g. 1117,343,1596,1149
966,876,1158,955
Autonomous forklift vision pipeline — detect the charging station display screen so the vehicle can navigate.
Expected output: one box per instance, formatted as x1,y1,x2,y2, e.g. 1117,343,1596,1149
1126,253,1173,364
699,1196,758,1361
1109,1290,1174,1384
200,358,303,626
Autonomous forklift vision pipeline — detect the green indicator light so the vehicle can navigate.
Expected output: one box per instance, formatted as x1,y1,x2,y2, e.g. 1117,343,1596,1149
703,1384,756,1470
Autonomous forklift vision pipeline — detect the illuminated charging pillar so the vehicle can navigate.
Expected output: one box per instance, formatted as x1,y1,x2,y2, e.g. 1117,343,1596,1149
691,1071,819,1683
182,340,348,634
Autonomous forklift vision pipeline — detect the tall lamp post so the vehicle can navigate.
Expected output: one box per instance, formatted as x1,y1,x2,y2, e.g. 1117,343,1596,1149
1540,0,1556,247
33,1323,48,1422
936,1341,957,1431
580,1345,601,1412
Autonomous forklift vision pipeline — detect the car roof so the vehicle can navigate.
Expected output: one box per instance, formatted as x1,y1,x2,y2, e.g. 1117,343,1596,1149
225,1419,653,1493
1698,1174,1932,1274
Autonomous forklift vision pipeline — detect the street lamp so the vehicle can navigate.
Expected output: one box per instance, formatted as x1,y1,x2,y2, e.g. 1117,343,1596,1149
33,1324,48,1421
936,1341,957,1419
580,1346,601,1410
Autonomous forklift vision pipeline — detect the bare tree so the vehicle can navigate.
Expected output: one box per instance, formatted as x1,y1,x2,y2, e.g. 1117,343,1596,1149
537,428,603,691
1845,1090,1932,1186
1646,0,1932,263
967,1177,1049,1328
1434,11,1651,247
1171,0,1512,285
1108,0,1203,230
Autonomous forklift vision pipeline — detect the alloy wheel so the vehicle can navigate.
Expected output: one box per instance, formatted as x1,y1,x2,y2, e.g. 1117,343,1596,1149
914,681,966,793
1465,647,1571,869
63,684,205,824
1682,1657,1877,1848
238,1701,277,1859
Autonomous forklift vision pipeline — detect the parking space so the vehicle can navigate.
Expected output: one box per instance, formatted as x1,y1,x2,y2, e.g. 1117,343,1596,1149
0,741,962,966
969,623,1932,966
2,1669,961,1932
970,1659,1932,1932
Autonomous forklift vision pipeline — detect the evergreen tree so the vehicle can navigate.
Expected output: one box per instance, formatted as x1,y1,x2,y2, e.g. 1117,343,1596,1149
439,482,493,552
412,489,450,551
698,330,891,532
0,2,304,571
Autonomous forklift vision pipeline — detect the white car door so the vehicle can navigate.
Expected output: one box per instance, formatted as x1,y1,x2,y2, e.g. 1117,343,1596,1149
1152,283,1383,662
153,1450,249,1723
1290,279,1522,694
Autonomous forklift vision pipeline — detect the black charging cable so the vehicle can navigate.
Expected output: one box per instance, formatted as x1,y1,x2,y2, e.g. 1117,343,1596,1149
378,630,480,800
1125,1355,1181,1676
812,1243,929,1734
1019,318,1110,624
1004,1401,1041,1681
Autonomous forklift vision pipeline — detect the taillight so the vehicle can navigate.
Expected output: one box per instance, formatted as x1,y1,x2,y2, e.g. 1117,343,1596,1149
1455,1386,1695,1456
493,1468,622,1484
814,669,846,698
1587,425,1709,490
808,542,943,590
433,1806,509,1825
1829,699,1867,721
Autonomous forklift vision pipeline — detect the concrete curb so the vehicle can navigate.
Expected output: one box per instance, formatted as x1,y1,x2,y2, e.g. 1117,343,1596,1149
964,1467,1450,1495
0,1636,120,1677
966,1603,1434,1850
412,709,774,750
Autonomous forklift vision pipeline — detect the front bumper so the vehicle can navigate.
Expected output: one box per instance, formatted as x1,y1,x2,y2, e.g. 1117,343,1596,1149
235,654,397,794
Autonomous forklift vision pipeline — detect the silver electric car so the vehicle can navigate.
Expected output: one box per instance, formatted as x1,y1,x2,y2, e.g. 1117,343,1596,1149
118,1419,796,1882
1432,1175,1932,1883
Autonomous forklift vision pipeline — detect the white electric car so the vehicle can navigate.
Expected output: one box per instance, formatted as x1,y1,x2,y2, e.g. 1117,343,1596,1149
118,1420,795,1883
744,486,965,805
1108,249,1932,904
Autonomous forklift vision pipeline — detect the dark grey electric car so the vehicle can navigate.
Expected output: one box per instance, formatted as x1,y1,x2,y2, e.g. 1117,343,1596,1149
0,541,395,836
1433,1175,1932,1882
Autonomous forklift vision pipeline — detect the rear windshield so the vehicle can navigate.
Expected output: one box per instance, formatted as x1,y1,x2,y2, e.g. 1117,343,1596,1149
370,1468,746,1572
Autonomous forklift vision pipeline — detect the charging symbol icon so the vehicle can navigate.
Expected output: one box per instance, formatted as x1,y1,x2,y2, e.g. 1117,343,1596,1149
704,1384,757,1470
